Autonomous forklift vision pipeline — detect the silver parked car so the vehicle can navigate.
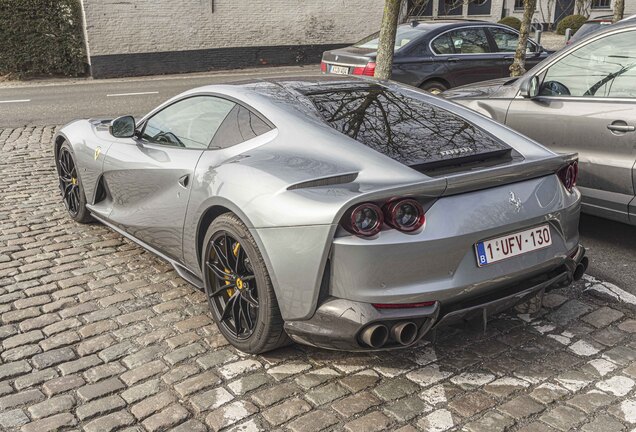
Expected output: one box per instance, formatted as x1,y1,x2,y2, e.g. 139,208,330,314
444,22,636,225
54,76,586,353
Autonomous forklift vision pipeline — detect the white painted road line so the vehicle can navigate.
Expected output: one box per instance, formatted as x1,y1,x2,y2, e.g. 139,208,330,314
106,91,159,97
0,99,31,104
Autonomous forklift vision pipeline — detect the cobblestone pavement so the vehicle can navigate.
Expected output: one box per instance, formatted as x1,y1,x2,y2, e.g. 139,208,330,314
1,125,636,432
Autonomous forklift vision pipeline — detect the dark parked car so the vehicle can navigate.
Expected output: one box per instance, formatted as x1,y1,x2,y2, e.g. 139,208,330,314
321,20,551,94
444,22,636,225
566,16,613,46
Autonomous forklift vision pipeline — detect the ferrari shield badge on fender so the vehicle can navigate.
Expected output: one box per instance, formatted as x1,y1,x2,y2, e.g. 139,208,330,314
94,146,101,160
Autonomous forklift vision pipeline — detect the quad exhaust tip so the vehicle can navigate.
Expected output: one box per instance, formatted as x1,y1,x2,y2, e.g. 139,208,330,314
360,324,389,348
392,321,418,346
360,322,420,348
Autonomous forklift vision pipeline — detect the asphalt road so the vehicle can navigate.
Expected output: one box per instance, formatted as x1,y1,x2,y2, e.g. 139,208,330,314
1,67,634,294
0,66,319,127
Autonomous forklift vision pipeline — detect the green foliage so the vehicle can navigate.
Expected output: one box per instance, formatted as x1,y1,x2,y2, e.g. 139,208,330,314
0,0,87,78
557,14,588,35
498,16,522,31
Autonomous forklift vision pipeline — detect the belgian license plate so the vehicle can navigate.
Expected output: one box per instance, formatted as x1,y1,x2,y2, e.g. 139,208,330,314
475,224,552,267
330,65,350,75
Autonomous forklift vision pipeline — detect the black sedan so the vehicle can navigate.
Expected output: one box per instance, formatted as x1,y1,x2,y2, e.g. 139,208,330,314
322,20,551,94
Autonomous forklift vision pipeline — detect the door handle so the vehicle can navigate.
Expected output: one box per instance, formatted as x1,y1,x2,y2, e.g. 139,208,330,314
607,124,636,133
178,174,190,188
503,56,514,61
447,57,459,62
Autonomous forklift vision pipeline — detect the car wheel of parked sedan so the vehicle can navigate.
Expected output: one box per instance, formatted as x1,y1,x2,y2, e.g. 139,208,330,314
202,213,290,354
56,142,92,223
420,80,448,95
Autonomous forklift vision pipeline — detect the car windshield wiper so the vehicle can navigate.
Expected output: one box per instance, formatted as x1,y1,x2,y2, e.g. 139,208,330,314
584,62,636,96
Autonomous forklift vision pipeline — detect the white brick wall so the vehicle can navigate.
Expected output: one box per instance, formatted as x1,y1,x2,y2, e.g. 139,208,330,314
81,0,385,56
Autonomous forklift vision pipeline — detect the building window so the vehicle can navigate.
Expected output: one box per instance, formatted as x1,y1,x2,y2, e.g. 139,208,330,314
591,0,611,9
468,0,491,15
514,0,524,11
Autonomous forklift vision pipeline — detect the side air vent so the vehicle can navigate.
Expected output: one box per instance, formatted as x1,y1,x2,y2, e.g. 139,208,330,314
287,173,358,191
93,176,110,204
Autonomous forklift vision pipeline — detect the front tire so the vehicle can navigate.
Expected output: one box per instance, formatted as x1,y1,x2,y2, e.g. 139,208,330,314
202,213,290,354
56,142,92,223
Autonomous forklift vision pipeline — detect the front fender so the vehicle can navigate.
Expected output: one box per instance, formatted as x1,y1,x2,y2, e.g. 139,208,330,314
54,120,111,203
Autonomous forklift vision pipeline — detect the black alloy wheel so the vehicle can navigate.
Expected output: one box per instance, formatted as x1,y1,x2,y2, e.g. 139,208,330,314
58,147,81,217
202,213,290,354
205,231,259,339
57,143,92,223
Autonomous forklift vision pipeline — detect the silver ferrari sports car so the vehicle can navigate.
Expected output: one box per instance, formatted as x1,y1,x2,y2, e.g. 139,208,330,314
54,76,587,353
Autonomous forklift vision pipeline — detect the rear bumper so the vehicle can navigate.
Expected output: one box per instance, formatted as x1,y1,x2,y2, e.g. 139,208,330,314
284,245,586,351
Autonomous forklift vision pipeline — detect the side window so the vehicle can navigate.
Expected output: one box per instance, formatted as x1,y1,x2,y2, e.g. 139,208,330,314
210,105,272,149
490,28,537,53
142,96,235,148
431,34,455,55
448,28,491,54
540,30,636,98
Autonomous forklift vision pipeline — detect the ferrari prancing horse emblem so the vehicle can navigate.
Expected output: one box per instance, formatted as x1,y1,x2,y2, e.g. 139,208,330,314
94,146,101,160
509,191,522,213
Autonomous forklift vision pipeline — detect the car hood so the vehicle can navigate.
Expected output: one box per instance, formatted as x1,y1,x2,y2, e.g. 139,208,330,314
443,77,521,100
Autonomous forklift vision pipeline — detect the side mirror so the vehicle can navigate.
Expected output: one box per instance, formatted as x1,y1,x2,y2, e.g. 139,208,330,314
109,116,136,138
519,75,540,99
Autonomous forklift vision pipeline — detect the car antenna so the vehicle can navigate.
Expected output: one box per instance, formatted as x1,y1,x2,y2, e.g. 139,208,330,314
410,19,419,27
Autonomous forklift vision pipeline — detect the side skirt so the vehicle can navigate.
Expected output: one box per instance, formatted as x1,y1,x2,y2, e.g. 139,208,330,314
89,213,204,291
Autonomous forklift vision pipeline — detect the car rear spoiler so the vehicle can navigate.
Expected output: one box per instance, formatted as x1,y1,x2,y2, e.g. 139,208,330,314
443,153,578,196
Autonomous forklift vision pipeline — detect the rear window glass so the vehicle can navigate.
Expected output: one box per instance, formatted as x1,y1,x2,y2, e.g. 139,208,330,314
354,27,427,50
304,85,509,167
431,33,454,54
210,105,271,149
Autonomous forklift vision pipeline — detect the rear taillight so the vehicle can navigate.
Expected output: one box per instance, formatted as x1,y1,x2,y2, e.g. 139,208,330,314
384,199,425,232
558,161,578,192
352,62,376,76
344,203,383,237
320,61,327,73
341,198,426,237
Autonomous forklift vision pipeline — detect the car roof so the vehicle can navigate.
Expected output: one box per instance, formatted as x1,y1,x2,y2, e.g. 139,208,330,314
397,19,491,31
585,14,613,22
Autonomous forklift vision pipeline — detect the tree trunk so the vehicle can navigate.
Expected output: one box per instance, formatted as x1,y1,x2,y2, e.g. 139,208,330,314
509,0,537,77
613,0,625,23
375,0,401,80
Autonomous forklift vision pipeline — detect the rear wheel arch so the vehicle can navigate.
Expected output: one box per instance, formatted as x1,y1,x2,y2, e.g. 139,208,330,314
196,205,233,270
419,78,451,94
195,203,285,310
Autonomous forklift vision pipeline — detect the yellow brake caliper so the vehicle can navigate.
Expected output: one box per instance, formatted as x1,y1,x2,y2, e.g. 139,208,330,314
225,242,242,296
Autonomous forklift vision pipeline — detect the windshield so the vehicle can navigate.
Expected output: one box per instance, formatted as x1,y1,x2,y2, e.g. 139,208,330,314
354,27,427,50
541,29,636,98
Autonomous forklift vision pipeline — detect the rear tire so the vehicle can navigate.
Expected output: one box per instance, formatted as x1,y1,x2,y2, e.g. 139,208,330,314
420,80,448,95
202,213,291,354
56,142,92,224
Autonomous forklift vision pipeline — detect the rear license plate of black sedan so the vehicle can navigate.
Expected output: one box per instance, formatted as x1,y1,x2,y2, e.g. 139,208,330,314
475,224,552,267
329,65,350,75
